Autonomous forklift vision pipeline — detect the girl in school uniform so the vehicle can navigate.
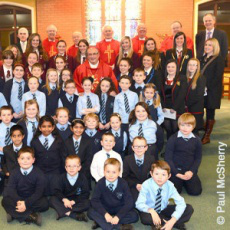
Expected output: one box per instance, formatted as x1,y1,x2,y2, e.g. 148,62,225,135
31,115,66,195
114,36,140,76
109,113,128,160
94,77,117,132
4,44,22,63
24,52,39,80
75,39,89,66
23,33,48,80
165,32,193,75
129,102,164,160
185,58,205,136
199,38,225,144
42,68,60,117
77,77,100,118
18,99,39,146
142,37,166,71
59,68,72,97
49,40,76,73
0,50,14,92
141,83,164,126
64,119,92,186
55,56,67,81
142,51,163,92
160,59,187,139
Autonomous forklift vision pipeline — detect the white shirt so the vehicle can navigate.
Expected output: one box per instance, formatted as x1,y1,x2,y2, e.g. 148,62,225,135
144,67,152,75
90,148,123,182
20,41,27,53
89,61,99,68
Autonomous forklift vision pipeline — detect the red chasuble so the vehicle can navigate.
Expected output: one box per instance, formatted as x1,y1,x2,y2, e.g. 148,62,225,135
42,38,58,57
73,60,118,93
67,44,78,58
96,39,120,66
132,36,147,57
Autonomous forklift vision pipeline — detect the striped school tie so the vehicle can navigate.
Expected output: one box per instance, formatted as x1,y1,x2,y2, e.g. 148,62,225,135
101,94,106,123
147,100,151,106
15,148,19,153
52,86,56,91
17,82,23,100
87,96,93,109
5,127,11,146
74,141,79,154
43,138,49,150
138,123,144,137
30,121,36,133
106,153,110,159
136,159,143,167
124,93,130,113
108,183,114,192
32,93,37,101
69,96,73,103
24,171,28,176
115,132,119,138
155,188,162,213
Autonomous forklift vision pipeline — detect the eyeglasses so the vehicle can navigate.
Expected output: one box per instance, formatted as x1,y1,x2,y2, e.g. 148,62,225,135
133,145,146,150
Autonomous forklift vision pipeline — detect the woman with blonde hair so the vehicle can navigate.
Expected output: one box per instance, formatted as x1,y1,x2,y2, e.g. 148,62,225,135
4,45,22,63
199,38,225,144
114,36,140,75
185,58,206,135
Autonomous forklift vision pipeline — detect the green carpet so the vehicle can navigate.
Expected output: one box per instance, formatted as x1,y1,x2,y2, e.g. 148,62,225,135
0,99,229,230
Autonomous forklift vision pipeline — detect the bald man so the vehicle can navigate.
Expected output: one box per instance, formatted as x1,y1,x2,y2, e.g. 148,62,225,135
73,47,118,92
16,27,29,53
67,31,82,57
132,23,148,57
42,24,59,57
160,21,194,54
96,25,120,67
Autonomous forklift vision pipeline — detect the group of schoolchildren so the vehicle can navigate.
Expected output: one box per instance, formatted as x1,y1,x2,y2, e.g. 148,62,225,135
0,57,203,230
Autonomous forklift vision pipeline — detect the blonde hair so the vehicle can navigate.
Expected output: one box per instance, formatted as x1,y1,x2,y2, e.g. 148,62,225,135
83,113,99,128
56,107,70,117
178,113,196,128
44,68,60,95
23,99,40,122
104,158,121,171
205,38,220,56
117,36,134,66
5,45,22,62
186,58,201,90
141,83,160,108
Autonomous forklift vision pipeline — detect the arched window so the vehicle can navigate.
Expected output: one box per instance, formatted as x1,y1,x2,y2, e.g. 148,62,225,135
85,0,142,45
0,5,31,50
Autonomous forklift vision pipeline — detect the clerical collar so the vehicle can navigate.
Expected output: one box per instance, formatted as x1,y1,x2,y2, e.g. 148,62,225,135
105,39,112,42
89,61,99,69
139,37,146,41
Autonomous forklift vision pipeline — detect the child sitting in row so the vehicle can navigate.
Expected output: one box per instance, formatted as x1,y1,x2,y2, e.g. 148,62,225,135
2,147,49,226
90,133,123,182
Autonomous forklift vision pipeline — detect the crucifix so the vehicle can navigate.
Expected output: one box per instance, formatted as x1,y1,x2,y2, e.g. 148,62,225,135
104,44,114,64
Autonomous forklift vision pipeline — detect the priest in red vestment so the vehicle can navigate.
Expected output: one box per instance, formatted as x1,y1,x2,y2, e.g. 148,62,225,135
96,25,120,68
132,23,148,57
74,47,118,93
160,21,194,54
67,31,82,58
42,24,59,57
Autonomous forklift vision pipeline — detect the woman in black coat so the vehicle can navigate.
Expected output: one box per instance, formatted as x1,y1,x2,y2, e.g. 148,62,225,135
199,38,225,144
165,32,193,75
185,58,206,135
160,59,187,139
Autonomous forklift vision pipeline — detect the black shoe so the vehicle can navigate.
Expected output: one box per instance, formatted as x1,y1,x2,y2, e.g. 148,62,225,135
121,224,134,230
92,221,100,229
6,213,13,223
25,212,42,226
174,223,186,230
76,213,88,222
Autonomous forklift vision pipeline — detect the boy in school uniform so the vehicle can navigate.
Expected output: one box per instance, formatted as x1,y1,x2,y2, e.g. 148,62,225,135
130,68,146,97
88,158,139,230
58,79,79,122
50,155,90,221
123,136,155,201
136,160,194,230
114,75,138,132
2,125,26,178
56,107,72,141
165,113,202,196
90,133,123,182
1,147,49,226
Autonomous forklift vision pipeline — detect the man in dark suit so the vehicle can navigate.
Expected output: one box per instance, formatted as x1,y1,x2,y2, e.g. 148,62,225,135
196,13,228,60
15,27,29,54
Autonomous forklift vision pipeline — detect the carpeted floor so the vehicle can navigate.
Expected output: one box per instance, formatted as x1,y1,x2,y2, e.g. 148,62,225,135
0,99,229,230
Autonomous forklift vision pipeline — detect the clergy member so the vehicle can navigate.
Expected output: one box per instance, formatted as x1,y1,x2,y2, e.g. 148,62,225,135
67,31,82,58
42,24,59,57
132,23,148,57
15,27,29,54
160,21,194,54
96,25,120,68
73,46,118,93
